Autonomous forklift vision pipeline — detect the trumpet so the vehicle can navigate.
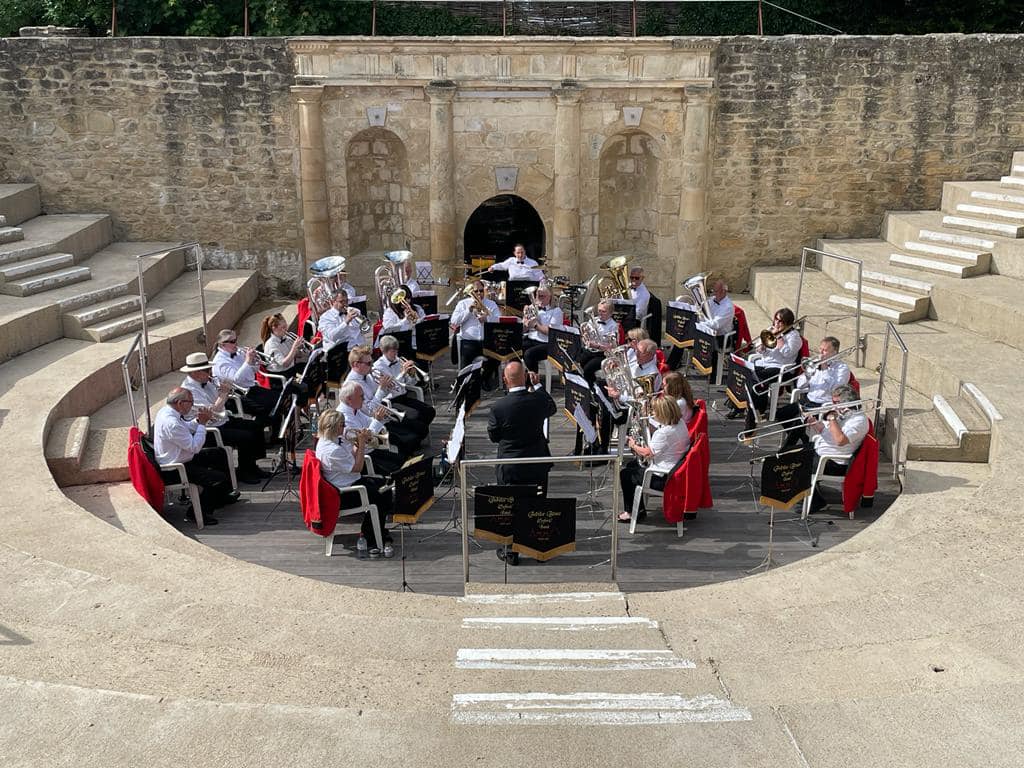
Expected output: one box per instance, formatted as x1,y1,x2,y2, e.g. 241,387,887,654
239,346,274,366
188,404,229,422
363,401,406,423
399,356,430,383
345,307,372,334
283,332,316,353
737,398,878,443
343,427,389,450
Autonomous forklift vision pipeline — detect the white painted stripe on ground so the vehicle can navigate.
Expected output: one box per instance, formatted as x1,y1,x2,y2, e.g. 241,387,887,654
458,591,624,605
462,616,658,631
456,648,695,670
451,692,752,725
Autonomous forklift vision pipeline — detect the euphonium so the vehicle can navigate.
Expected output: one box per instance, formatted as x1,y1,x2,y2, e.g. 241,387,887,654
580,306,616,351
680,272,713,322
597,255,632,300
522,285,541,326
599,344,633,395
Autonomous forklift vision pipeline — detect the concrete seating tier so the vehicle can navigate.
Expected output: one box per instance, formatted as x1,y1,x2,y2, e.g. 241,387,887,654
751,267,1001,464
818,154,1024,325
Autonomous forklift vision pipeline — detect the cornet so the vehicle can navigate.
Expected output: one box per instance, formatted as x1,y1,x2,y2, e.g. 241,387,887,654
343,428,389,450
239,346,274,366
370,369,403,395
399,356,430,382
188,404,229,422
363,402,405,423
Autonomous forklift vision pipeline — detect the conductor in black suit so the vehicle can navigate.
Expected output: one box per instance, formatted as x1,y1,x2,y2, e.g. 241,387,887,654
487,360,557,490
487,361,557,565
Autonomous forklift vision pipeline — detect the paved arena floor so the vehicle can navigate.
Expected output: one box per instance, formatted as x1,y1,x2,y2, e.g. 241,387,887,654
161,361,898,595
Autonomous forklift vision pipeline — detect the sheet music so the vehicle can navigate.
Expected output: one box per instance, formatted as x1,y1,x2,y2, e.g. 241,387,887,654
730,353,756,372
573,402,597,445
457,358,484,378
564,372,588,390
447,404,466,464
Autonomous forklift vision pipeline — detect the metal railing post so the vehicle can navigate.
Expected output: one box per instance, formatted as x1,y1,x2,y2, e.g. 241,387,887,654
854,261,864,368
135,259,152,435
460,463,470,584
798,246,866,366
193,244,208,348
794,248,809,321
121,333,143,430
895,345,908,482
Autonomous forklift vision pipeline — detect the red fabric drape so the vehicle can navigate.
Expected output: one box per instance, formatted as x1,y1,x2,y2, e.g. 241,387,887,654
848,370,861,396
297,298,312,340
843,421,878,514
127,426,165,512
299,449,341,537
732,305,752,353
688,399,708,440
662,432,712,523
655,348,669,374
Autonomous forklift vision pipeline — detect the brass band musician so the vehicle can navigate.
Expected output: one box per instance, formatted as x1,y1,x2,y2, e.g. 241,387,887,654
260,313,306,379
211,328,281,434
334,379,403,476
777,336,851,449
522,285,563,374
450,279,501,390
318,291,366,353
617,397,690,524
344,346,424,454
804,385,869,514
578,299,620,384
373,334,436,429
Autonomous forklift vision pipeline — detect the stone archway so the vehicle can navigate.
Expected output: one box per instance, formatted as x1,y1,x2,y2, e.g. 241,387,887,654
463,194,546,265
345,127,410,255
598,131,660,260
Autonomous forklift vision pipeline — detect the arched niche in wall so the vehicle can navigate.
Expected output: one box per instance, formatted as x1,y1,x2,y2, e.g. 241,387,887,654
597,131,660,261
463,194,546,265
345,127,410,256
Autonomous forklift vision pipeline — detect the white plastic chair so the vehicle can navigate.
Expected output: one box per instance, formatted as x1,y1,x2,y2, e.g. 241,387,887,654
162,463,205,530
628,466,684,537
801,453,853,521
324,485,383,556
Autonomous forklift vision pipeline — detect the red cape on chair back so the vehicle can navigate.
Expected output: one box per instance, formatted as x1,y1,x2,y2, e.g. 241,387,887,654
662,432,713,523
297,297,312,339
656,348,669,374
299,449,341,537
843,420,878,513
799,336,810,360
127,426,165,512
848,370,861,396
732,305,752,353
688,399,708,440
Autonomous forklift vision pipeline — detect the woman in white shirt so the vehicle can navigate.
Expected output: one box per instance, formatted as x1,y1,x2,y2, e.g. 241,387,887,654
662,371,696,426
314,409,393,556
618,396,691,523
259,313,305,379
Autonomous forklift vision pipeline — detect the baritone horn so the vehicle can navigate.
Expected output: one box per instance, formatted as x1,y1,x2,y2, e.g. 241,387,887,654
597,255,632,300
679,272,713,323
306,255,347,321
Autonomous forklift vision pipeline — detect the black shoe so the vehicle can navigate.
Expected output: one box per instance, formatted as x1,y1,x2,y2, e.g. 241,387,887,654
237,473,262,485
724,407,743,420
683,512,697,521
185,510,218,526
222,490,242,505
497,548,520,566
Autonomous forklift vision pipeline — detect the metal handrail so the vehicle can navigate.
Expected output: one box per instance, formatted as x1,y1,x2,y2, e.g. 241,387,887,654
877,321,909,482
458,452,623,584
121,333,144,432
795,246,865,368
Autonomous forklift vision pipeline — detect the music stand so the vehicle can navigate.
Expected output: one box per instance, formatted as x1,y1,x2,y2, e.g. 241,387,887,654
746,447,818,572
419,404,479,549
263,394,301,518
392,457,435,592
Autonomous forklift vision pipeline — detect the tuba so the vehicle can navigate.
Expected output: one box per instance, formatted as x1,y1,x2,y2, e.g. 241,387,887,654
679,273,713,323
375,250,414,313
597,255,632,300
306,256,348,321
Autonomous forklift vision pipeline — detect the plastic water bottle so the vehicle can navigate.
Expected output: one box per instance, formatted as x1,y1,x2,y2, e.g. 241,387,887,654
356,534,368,559
310,405,319,439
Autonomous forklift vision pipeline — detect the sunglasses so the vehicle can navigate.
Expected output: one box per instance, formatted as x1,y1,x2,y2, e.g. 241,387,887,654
224,338,238,344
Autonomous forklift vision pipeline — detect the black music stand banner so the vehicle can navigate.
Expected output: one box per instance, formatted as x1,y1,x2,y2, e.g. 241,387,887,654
665,301,697,348
563,372,593,423
414,315,451,362
512,496,577,561
483,318,523,362
726,355,753,410
379,328,414,360
392,457,435,525
473,484,544,545
325,342,349,386
412,291,438,317
610,298,638,332
505,279,540,314
547,323,582,373
691,328,716,376
452,359,483,416
759,448,815,510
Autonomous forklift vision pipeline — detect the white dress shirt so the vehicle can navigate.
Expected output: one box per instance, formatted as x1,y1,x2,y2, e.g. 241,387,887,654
181,375,228,428
756,329,802,369
153,404,207,466
586,316,620,350
212,348,256,388
318,307,364,352
527,305,563,343
344,370,386,408
812,409,869,463
315,437,359,489
451,296,500,341
630,283,651,321
372,355,413,396
379,305,426,349
336,401,386,435
647,419,691,474
680,295,734,336
492,256,542,281
797,360,851,405
677,399,695,425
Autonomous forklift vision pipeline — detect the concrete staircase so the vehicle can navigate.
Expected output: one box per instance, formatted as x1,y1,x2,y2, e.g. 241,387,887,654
818,152,1024,326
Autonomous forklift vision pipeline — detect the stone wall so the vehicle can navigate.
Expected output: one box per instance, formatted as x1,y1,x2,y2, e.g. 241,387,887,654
709,34,1024,290
0,37,303,294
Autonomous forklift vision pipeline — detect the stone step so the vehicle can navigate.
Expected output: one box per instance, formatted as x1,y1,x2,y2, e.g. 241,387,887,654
888,252,985,278
0,226,24,245
902,240,989,265
930,394,991,462
0,183,42,226
840,280,929,313
62,295,143,337
0,213,113,267
56,282,131,313
969,188,1024,208
827,294,921,324
861,268,932,295
1001,175,1024,189
916,228,996,251
44,416,91,488
76,308,165,343
0,265,92,297
0,215,5,226
940,214,1024,238
0,252,75,283
67,427,133,486
955,202,1024,223
1011,162,1024,177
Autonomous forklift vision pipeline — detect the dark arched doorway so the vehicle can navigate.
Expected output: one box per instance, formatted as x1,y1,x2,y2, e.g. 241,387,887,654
463,194,545,265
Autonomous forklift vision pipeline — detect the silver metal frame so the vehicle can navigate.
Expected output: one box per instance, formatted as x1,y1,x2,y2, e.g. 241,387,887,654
458,453,623,585
121,332,145,432
795,246,865,368
877,321,909,483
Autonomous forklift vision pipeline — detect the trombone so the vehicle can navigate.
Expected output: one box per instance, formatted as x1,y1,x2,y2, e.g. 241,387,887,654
736,398,878,443
799,345,856,375
759,316,807,349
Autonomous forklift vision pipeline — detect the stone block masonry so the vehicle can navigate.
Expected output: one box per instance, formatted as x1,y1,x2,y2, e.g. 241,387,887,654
0,37,303,294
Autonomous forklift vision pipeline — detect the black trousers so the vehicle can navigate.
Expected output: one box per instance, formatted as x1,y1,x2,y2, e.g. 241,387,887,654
777,396,823,450
368,447,403,477
160,448,232,513
228,386,282,441
522,338,549,374
578,349,605,384
749,365,800,413
496,460,551,494
810,456,849,509
619,459,667,514
391,393,436,427
206,416,266,470
459,339,499,389
338,475,392,549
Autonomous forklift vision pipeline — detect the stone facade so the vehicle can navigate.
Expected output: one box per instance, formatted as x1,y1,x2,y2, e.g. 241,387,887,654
1,34,1023,299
